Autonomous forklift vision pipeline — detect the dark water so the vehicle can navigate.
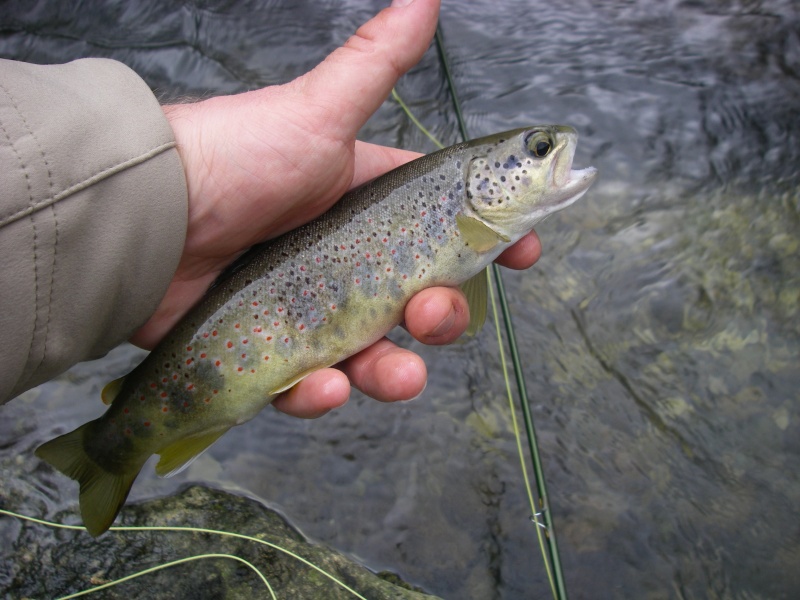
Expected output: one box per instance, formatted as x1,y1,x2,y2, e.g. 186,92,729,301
1,1,799,598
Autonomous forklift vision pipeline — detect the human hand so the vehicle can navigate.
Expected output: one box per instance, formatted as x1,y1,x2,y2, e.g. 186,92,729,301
130,0,541,418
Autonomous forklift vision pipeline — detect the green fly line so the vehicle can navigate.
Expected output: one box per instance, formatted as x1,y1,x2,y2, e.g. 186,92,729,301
0,508,367,600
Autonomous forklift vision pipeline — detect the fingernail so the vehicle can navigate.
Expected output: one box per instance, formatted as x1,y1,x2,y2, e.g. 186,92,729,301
391,0,415,7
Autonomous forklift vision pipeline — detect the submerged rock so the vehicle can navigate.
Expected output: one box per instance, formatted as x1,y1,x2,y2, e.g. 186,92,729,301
1,485,437,599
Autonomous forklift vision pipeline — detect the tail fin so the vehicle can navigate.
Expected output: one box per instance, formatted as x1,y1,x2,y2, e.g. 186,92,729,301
35,423,143,537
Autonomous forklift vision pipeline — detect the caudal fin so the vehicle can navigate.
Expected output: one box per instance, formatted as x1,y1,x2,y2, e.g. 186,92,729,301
35,423,143,537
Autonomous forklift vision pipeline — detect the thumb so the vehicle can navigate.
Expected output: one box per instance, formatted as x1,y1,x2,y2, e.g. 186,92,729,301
292,0,441,140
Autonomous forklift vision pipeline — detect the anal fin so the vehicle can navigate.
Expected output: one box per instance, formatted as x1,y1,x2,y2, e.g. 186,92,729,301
155,428,230,478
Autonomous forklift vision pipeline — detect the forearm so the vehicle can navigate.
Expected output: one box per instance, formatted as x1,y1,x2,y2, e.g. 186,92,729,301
0,58,188,403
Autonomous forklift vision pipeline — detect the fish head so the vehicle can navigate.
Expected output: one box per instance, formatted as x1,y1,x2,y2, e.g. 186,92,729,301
463,125,597,239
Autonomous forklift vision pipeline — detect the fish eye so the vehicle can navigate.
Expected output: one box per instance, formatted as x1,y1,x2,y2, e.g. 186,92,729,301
524,131,553,158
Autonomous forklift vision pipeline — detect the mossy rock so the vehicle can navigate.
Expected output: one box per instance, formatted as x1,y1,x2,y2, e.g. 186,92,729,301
2,485,438,599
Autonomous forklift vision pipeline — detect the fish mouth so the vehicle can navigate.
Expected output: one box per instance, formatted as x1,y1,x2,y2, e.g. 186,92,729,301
548,163,598,210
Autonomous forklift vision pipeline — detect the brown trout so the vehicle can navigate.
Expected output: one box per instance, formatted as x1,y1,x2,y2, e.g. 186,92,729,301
36,126,596,536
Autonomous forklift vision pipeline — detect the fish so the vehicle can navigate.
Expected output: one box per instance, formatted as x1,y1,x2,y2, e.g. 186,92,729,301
35,125,597,536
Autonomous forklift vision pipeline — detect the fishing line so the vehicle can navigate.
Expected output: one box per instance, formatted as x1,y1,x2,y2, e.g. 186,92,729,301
432,22,570,600
0,508,367,600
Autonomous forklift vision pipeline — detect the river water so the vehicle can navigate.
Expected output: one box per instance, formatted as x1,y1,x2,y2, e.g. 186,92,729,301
1,1,798,598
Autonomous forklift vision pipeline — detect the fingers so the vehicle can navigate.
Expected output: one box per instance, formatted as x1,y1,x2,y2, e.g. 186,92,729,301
495,231,542,270
404,287,470,345
340,338,427,402
272,368,351,419
293,0,441,141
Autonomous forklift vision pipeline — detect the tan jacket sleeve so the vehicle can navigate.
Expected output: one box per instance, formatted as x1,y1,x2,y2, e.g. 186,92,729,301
0,58,188,403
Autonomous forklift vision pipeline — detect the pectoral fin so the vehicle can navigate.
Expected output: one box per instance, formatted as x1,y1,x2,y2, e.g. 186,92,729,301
460,268,489,336
456,213,509,253
155,428,230,478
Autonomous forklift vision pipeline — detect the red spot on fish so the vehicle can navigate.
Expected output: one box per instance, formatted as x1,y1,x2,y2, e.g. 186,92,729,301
252,301,259,306
160,392,167,398
204,398,211,404
172,374,179,381
250,369,255,373
383,237,388,243
421,211,427,217
264,355,270,361
183,401,190,408
237,367,243,372
227,341,233,349
386,267,391,272
200,353,207,359
273,321,280,327
356,261,361,267
235,323,241,329
213,390,218,394
241,353,247,359
242,339,248,344
162,377,168,383
186,346,192,352
283,337,289,343
125,428,132,436
266,336,273,341
277,307,284,313
263,309,270,316
315,257,321,263
212,330,218,337
391,249,396,255
254,326,262,333
162,407,169,413
187,384,194,391
331,304,337,310
139,395,145,401
298,324,305,331
355,278,361,284
215,360,221,367
318,283,324,289
123,407,129,414
203,332,209,338
300,265,306,271
365,252,371,259
150,382,157,389
144,421,151,427
186,358,193,365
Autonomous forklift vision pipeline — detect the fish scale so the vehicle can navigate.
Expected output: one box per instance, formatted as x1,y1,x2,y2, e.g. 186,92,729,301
35,125,597,536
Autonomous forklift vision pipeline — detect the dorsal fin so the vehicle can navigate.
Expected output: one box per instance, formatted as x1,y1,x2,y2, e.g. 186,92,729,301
460,268,489,336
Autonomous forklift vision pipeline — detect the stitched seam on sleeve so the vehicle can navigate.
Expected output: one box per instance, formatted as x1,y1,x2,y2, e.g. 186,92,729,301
0,140,177,228
0,80,43,380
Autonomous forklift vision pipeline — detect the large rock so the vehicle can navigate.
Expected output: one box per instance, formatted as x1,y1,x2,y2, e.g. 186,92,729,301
1,485,437,599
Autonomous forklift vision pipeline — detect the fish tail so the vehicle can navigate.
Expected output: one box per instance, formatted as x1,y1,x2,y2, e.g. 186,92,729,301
35,423,143,537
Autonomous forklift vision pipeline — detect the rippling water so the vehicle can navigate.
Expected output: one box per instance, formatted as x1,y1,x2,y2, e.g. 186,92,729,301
1,1,798,598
